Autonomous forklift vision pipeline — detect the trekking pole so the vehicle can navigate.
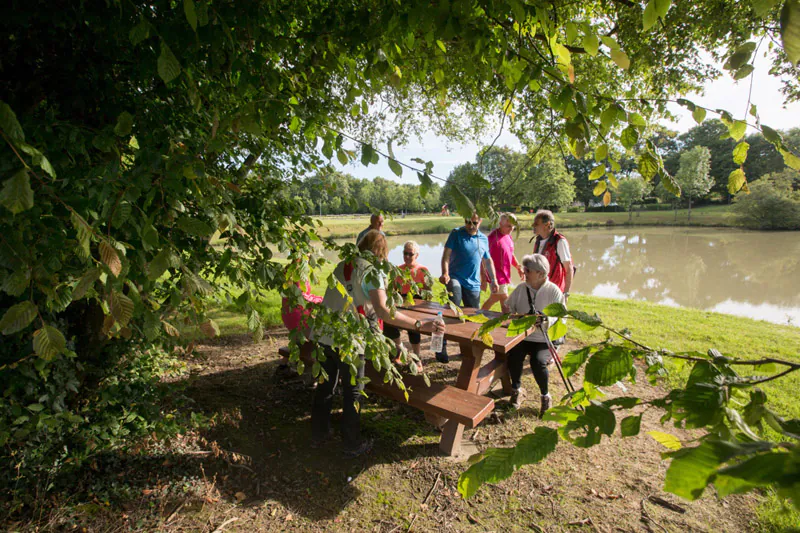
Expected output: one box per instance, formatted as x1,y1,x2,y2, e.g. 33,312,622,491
538,321,577,395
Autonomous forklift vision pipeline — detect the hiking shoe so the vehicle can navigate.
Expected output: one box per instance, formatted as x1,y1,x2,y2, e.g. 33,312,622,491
343,438,374,458
435,352,449,364
540,394,552,417
510,388,526,409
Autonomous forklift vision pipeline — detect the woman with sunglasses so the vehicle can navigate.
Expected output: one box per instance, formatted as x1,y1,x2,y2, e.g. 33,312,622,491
384,240,431,368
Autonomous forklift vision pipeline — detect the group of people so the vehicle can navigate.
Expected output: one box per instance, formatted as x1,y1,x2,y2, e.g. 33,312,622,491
305,210,573,456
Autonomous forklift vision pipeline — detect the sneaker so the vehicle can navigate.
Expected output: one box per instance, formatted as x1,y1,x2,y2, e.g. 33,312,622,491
510,387,526,409
435,352,449,364
343,438,374,458
540,394,552,417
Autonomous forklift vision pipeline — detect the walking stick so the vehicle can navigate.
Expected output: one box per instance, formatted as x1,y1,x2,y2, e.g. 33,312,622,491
538,321,577,395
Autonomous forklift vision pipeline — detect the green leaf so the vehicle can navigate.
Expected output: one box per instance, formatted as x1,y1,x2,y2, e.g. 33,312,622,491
584,345,634,386
659,171,681,197
18,143,56,178
416,172,433,198
111,291,134,327
781,0,800,66
664,440,739,500
336,149,349,165
457,427,557,499
388,158,403,177
753,0,779,17
732,142,750,165
638,152,659,181
780,148,800,170
184,0,197,31
72,268,101,300
620,126,639,149
360,144,374,166
2,270,30,297
157,41,182,84
600,36,620,50
761,124,782,145
567,309,602,329
728,168,746,194
654,0,672,17
507,315,538,336
724,42,756,70
592,181,607,196
610,49,630,69
0,301,38,335
129,18,151,46
643,1,658,31
733,64,755,80
33,325,67,360
177,216,213,237
0,100,25,142
542,302,567,317
0,169,34,215
627,112,647,127
450,185,475,219
620,415,642,437
582,32,599,57
547,319,567,341
589,164,605,181
436,40,447,53
594,144,608,162
561,346,594,378
148,249,173,281
692,106,707,124
727,120,747,141
648,430,682,450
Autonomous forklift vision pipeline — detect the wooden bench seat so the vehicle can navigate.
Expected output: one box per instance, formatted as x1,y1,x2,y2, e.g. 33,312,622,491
277,343,494,429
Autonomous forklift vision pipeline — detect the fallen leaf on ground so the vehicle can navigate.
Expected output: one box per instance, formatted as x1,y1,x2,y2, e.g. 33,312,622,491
234,492,246,502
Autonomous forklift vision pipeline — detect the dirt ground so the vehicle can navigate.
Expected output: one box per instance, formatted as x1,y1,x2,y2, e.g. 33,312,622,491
33,328,764,532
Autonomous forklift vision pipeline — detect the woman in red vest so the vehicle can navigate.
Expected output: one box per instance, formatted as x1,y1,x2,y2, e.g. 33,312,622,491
531,210,574,301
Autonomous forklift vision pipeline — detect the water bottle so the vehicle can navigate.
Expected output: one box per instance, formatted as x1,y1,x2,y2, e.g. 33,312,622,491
429,312,445,353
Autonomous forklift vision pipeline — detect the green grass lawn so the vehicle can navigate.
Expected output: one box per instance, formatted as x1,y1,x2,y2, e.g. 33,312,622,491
314,205,737,238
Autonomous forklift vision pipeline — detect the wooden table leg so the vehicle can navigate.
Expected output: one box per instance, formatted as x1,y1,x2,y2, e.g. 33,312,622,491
494,351,513,395
439,341,484,456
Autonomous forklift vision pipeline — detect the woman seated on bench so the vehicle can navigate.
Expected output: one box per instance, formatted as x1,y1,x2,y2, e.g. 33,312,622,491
311,230,446,457
501,254,565,417
383,240,432,371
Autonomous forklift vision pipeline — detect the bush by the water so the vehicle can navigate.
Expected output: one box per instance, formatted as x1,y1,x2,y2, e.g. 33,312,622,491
733,170,800,230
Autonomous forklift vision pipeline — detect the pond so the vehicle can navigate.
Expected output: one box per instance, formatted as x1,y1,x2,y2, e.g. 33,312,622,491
323,227,800,327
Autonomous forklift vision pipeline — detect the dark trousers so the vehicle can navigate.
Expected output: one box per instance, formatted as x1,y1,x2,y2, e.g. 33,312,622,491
311,345,365,451
384,324,421,345
507,341,550,396
438,278,481,358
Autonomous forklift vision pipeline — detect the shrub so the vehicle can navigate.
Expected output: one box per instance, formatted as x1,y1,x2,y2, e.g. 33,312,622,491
733,170,800,230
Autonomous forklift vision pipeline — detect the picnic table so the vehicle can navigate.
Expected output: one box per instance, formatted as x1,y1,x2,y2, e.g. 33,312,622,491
377,299,533,456
279,299,533,457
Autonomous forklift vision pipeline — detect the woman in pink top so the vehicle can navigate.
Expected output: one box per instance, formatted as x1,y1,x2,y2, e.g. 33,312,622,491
482,213,524,310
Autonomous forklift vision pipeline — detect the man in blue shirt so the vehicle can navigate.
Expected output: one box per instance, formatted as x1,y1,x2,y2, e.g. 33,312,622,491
436,213,498,362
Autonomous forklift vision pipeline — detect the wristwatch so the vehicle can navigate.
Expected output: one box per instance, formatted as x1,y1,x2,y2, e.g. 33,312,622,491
414,319,422,331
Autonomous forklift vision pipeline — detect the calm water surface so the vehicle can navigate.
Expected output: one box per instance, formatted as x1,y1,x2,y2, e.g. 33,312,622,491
323,227,800,326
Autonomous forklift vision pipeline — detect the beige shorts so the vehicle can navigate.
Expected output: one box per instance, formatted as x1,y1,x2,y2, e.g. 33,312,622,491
493,284,510,295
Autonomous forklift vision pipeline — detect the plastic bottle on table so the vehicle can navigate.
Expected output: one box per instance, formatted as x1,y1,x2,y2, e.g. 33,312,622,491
429,312,445,353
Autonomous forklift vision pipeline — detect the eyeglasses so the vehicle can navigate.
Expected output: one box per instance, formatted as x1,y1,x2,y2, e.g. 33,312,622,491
403,251,415,256
464,219,480,226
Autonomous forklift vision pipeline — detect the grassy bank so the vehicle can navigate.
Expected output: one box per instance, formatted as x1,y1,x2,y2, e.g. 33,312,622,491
314,205,737,238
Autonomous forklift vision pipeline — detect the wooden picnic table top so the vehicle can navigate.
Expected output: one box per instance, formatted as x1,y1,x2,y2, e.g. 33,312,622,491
385,299,531,355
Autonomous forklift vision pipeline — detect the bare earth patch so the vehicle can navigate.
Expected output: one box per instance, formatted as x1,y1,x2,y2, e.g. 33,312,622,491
41,329,762,532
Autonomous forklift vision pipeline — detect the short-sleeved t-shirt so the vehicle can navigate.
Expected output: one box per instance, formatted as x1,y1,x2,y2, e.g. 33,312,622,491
488,229,515,285
536,236,572,263
396,264,429,295
444,227,490,292
506,280,564,343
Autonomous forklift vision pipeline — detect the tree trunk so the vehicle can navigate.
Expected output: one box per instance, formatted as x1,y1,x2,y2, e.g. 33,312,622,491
628,207,633,222
688,198,692,223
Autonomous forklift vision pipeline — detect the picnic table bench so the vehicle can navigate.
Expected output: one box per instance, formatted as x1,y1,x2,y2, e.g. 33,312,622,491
278,299,533,456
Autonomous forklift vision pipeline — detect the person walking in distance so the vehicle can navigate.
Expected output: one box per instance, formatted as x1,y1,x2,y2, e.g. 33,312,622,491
501,254,565,416
356,213,385,245
437,212,498,363
482,213,524,311
530,210,573,301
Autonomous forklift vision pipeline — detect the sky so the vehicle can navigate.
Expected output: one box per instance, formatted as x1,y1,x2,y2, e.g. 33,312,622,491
331,51,800,186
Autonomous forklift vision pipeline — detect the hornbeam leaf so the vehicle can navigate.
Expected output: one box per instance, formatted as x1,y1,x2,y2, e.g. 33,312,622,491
18,143,56,178
753,0,779,17
114,112,134,136
129,18,151,45
548,319,567,341
417,172,433,198
184,0,197,31
99,240,122,277
610,49,630,70
507,315,538,336
0,100,25,142
780,148,800,170
110,291,134,326
659,171,681,197
177,216,213,236
593,181,607,196
620,126,639,149
664,441,739,500
388,158,403,177
595,144,608,162
781,0,800,66
584,345,634,386
0,301,38,335
727,120,747,141
733,142,750,165
733,64,755,80
589,164,605,181
162,321,180,337
603,190,611,206
642,1,658,31
336,149,348,165
600,36,620,50
728,168,746,194
568,309,602,329
561,346,594,378
621,415,642,437
582,32,599,56
450,185,475,219
72,268,101,300
0,169,34,214
654,0,672,18
648,431,682,450
157,41,182,84
542,303,567,317
638,152,659,181
692,106,707,124
33,325,67,360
